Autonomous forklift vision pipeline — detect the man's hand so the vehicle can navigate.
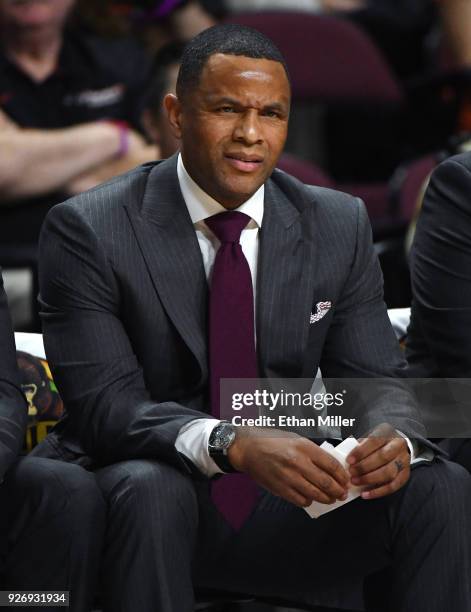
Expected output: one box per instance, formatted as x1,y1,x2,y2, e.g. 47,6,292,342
227,429,350,508
347,423,411,500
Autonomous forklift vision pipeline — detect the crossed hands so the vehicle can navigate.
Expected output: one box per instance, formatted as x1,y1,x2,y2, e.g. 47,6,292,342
227,423,411,508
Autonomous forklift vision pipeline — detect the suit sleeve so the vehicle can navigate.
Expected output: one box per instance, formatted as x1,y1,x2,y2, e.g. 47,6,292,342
0,271,27,479
320,199,427,439
407,156,471,377
38,203,207,470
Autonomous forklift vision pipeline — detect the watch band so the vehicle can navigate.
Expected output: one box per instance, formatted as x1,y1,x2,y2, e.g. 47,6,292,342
208,422,239,473
210,450,238,474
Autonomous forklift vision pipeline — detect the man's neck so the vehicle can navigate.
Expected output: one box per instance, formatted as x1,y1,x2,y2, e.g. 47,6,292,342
3,27,62,82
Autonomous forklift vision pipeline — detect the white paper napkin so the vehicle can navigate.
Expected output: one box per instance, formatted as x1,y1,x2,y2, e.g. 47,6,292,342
305,437,363,518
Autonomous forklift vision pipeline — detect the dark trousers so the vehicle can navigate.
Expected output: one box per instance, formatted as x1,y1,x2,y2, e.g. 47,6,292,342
442,439,471,473
0,457,105,612
95,457,471,612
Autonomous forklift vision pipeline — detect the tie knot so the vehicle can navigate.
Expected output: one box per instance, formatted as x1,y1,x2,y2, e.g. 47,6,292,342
205,211,251,243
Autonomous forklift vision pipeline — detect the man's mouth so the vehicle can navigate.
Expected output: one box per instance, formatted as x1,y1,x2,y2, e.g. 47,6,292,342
225,153,263,173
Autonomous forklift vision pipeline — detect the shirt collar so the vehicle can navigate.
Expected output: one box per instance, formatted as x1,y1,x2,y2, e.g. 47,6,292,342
177,153,264,228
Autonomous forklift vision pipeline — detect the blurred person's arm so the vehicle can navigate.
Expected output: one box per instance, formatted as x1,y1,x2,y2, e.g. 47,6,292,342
67,141,160,195
320,0,366,11
437,0,471,68
0,110,151,201
0,116,120,200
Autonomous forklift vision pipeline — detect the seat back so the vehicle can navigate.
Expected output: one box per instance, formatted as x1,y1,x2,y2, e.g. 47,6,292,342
392,154,439,224
225,12,404,103
225,10,408,228
277,153,334,187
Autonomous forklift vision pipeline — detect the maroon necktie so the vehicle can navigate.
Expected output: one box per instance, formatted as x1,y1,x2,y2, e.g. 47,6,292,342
205,211,259,530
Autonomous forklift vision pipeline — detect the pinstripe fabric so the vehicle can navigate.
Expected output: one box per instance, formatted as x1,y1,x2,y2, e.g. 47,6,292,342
95,456,471,612
126,162,209,375
383,460,471,611
31,155,471,611
35,158,209,468
0,271,105,611
216,458,471,611
1,457,106,612
259,174,427,440
95,460,198,612
33,153,428,464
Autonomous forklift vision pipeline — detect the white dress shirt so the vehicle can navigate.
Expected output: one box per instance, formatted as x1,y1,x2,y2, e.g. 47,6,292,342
174,154,263,476
174,154,428,477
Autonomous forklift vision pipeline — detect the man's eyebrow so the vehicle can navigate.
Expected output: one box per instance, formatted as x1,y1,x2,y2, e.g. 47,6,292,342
207,96,243,106
207,96,288,112
263,102,288,113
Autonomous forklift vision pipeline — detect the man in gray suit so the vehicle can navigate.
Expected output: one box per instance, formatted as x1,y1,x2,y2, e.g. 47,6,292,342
34,24,471,612
0,269,105,611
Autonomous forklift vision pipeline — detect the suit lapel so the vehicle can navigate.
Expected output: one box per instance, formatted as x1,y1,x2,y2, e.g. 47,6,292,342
125,159,319,379
125,156,208,375
257,176,318,377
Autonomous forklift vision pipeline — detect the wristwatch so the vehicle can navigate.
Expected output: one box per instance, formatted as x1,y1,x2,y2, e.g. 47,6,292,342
208,421,238,473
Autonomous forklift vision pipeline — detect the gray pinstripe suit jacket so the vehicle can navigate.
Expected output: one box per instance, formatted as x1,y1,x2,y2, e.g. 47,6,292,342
32,154,426,471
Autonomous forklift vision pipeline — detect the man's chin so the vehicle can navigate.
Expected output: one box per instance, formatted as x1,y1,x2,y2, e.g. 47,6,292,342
220,179,265,207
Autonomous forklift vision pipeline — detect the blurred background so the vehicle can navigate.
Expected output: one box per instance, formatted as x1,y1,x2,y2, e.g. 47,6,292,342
2,0,471,330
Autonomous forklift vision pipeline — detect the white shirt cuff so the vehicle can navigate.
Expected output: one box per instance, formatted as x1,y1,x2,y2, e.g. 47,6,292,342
175,418,223,477
396,430,434,464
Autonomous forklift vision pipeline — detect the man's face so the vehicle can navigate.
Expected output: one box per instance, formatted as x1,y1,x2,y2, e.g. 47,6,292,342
165,53,290,209
0,0,75,30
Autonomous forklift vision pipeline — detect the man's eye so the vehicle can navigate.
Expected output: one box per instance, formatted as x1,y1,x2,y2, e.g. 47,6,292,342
263,110,279,118
219,106,235,113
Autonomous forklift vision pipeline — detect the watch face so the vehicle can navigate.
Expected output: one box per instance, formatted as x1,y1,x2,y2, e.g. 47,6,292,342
209,422,236,451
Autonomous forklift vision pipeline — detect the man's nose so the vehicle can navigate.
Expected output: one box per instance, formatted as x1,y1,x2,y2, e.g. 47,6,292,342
233,110,263,145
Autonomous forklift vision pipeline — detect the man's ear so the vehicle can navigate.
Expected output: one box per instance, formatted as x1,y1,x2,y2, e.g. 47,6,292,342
163,94,183,140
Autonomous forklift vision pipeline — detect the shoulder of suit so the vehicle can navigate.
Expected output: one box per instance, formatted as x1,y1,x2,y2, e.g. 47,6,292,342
270,166,363,222
428,151,471,202
435,150,471,176
423,151,471,220
57,163,364,227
